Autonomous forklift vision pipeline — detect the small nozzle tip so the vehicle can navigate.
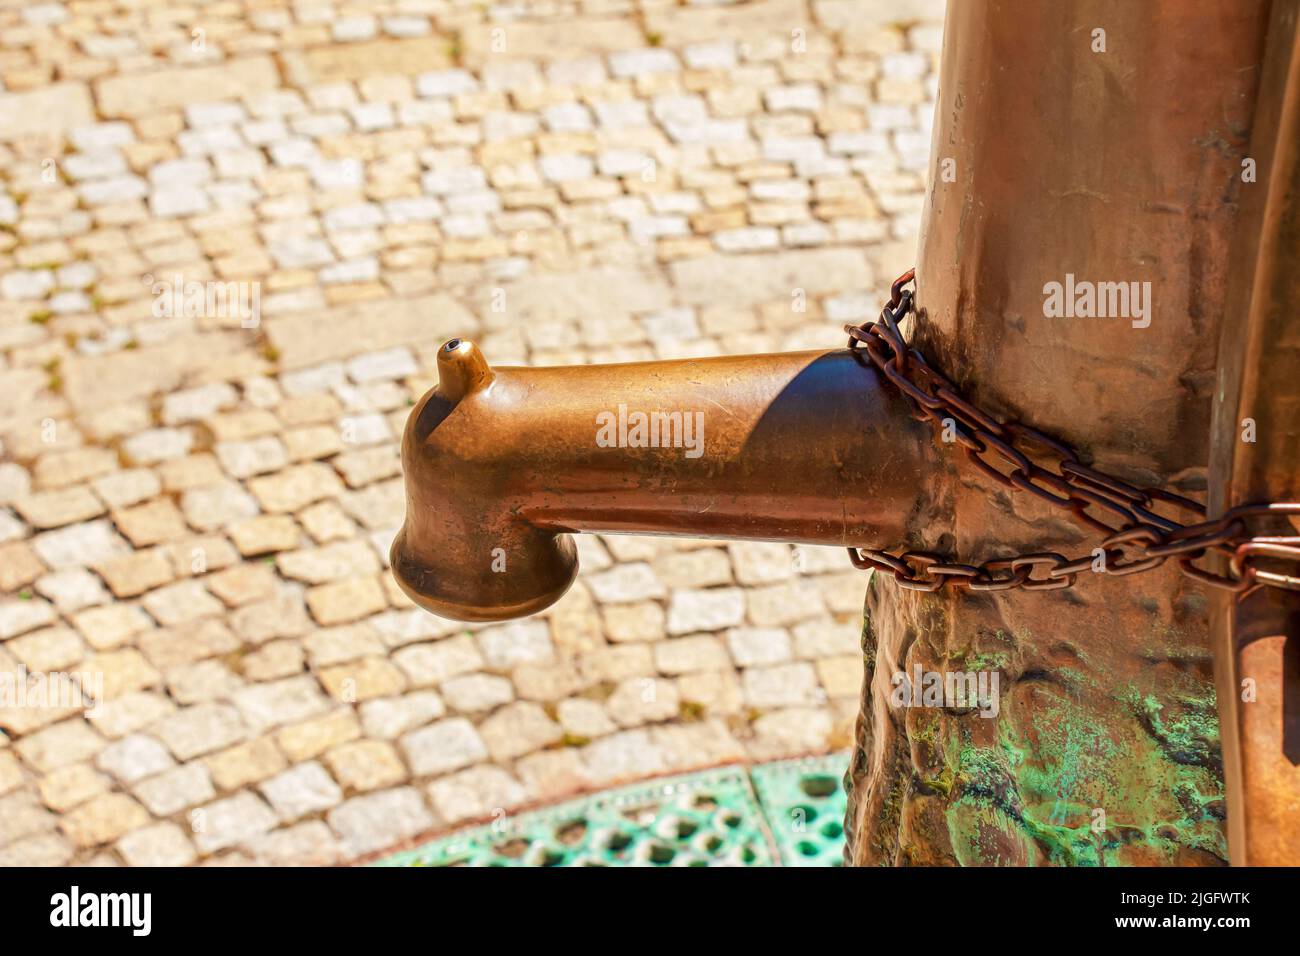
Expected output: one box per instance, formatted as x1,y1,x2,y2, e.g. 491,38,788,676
436,338,493,402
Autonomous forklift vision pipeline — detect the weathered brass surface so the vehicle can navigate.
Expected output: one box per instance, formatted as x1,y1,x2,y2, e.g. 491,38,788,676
391,340,932,621
1208,0,1300,867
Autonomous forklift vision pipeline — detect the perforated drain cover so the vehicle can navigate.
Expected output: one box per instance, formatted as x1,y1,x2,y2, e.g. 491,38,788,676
374,753,850,867
751,753,849,866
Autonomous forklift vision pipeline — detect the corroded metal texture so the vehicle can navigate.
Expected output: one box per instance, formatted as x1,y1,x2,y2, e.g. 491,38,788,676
392,340,933,621
1208,0,1300,866
844,0,1270,865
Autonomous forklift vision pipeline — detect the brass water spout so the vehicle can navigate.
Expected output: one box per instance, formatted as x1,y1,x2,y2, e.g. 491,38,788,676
391,337,932,621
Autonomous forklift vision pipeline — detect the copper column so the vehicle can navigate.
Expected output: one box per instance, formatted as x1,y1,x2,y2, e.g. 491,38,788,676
1208,0,1300,867
844,0,1271,866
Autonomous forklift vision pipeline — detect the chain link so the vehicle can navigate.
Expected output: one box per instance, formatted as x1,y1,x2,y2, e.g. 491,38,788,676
845,269,1300,600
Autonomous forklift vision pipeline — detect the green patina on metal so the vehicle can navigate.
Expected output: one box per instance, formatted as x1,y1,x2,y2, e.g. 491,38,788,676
1126,690,1221,772
936,677,1225,866
850,584,1225,866
374,755,852,867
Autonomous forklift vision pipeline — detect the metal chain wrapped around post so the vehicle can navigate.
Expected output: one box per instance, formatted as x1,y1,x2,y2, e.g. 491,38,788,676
845,269,1300,598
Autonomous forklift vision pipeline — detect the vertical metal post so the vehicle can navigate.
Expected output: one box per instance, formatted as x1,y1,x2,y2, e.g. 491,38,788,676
1208,0,1300,867
846,0,1272,865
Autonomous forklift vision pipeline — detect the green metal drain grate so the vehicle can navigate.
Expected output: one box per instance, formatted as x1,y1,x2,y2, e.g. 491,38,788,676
751,753,849,867
374,753,850,867
375,765,774,867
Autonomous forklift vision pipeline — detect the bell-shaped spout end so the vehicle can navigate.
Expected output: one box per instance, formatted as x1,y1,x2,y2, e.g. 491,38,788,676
389,523,579,622
391,339,579,621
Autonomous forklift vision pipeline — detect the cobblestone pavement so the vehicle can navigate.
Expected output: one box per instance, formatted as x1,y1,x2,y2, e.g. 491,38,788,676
0,0,943,865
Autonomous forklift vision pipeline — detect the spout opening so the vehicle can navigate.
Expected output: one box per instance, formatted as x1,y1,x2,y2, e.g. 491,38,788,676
389,524,579,622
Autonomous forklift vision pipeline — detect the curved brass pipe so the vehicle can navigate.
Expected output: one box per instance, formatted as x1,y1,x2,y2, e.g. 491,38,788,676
392,337,933,621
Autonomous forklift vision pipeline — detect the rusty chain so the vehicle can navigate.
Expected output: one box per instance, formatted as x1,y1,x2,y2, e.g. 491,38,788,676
844,268,1300,600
